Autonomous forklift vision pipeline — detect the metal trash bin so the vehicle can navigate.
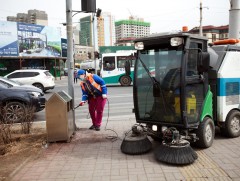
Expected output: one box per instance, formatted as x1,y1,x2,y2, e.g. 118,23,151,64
45,90,74,142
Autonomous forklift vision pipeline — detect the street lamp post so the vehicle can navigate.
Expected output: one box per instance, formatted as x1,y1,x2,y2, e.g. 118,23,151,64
92,15,97,74
85,37,90,59
199,0,208,36
64,1,100,130
93,9,101,74
199,0,203,36
66,0,76,130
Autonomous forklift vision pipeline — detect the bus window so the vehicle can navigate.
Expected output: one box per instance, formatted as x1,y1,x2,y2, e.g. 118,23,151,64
117,56,135,68
117,60,125,68
103,56,115,71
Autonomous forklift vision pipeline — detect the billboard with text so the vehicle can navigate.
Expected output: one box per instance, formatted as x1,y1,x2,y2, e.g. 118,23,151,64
0,21,62,57
0,21,18,56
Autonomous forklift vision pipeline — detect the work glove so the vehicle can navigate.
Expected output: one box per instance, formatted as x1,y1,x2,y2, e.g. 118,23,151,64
79,101,86,106
102,94,107,99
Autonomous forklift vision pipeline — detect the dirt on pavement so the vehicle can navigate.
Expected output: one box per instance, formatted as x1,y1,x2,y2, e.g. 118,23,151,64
0,124,47,181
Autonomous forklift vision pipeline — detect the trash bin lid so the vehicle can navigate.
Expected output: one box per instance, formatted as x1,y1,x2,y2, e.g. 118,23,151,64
57,91,72,102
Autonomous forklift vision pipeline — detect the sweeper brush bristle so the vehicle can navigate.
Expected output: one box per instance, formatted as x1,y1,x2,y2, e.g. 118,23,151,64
121,134,152,155
154,140,198,165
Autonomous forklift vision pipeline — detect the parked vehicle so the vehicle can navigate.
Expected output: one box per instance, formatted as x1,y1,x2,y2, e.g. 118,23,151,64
121,32,240,164
0,76,43,94
0,80,46,123
135,33,240,145
4,69,55,92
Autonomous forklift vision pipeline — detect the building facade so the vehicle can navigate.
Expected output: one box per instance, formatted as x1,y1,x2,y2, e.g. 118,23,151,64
73,26,80,45
7,9,48,26
79,16,93,47
188,25,229,43
97,12,116,46
78,16,94,62
115,16,150,46
74,45,94,63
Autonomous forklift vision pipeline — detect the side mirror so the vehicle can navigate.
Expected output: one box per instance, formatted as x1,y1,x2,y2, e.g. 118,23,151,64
197,52,210,73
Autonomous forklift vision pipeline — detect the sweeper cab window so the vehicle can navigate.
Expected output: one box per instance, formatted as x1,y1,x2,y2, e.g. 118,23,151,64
134,43,183,125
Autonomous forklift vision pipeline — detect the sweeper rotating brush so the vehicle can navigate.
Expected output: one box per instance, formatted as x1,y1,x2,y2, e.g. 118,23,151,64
121,133,152,155
154,139,198,165
121,124,152,155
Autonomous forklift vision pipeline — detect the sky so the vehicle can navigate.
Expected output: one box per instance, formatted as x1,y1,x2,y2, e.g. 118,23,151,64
0,0,230,34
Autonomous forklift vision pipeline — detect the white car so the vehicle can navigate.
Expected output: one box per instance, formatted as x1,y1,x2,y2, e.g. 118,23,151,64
0,76,43,93
4,69,55,92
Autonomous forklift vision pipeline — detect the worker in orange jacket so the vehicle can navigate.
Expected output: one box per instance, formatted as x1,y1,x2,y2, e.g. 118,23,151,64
78,69,107,131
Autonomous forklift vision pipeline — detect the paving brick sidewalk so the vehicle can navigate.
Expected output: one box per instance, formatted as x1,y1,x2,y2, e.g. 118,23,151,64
10,119,240,181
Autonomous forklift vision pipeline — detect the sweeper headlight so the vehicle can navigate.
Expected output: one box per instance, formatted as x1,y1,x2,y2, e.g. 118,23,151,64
170,37,183,46
135,42,144,50
152,125,168,132
152,125,158,131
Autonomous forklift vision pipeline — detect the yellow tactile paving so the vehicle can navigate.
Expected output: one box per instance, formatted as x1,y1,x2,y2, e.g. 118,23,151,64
179,150,231,180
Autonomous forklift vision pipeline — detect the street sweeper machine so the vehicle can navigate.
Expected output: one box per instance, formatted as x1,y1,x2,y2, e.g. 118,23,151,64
121,32,240,165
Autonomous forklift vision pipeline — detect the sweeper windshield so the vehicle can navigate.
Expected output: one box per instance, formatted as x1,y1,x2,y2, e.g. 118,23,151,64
133,36,205,127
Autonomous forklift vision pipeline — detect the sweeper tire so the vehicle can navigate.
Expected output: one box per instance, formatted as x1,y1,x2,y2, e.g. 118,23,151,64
221,110,240,138
154,140,198,165
121,134,152,155
194,117,215,148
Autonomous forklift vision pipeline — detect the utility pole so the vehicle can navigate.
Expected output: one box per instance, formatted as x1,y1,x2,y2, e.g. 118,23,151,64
199,0,203,36
92,14,97,74
229,0,240,39
66,0,76,129
85,37,88,59
93,9,101,75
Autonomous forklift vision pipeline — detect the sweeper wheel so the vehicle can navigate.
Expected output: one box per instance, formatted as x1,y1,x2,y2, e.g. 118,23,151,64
121,133,152,155
154,139,198,165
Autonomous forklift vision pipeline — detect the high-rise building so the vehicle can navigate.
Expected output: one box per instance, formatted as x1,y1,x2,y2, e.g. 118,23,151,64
79,13,116,48
27,10,48,26
115,16,150,46
79,16,93,47
97,12,116,46
7,9,48,26
73,26,80,45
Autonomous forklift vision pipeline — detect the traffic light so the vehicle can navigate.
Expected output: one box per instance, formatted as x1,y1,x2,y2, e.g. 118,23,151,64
81,0,96,12
94,51,99,59
96,8,102,17
88,52,91,59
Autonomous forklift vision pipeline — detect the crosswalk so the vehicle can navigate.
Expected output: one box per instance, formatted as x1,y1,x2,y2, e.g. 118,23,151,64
75,100,135,123
36,81,136,124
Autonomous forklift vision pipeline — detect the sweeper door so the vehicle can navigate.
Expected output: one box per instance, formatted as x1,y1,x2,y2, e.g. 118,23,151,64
133,49,182,125
133,35,209,130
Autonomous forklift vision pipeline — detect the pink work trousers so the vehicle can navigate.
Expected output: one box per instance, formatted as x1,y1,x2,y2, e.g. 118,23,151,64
88,96,107,127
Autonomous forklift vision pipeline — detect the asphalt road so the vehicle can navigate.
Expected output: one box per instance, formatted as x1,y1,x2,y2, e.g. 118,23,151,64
34,77,135,124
